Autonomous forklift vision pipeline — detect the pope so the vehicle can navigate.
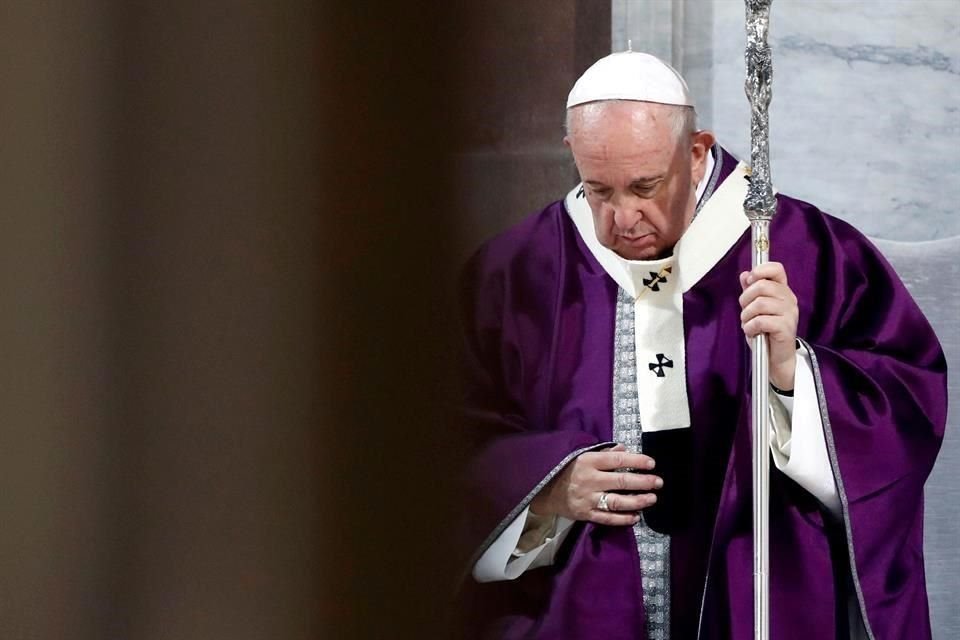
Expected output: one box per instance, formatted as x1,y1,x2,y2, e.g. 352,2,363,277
457,51,947,639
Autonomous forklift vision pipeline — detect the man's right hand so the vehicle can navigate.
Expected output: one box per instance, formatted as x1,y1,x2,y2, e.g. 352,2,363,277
529,444,662,526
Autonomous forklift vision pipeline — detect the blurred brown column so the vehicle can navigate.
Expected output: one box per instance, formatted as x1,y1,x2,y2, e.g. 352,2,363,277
315,3,463,639
107,1,467,635
106,3,322,639
1,1,324,639
0,3,117,638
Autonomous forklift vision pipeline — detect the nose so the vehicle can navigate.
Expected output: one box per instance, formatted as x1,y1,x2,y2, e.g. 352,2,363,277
610,193,643,231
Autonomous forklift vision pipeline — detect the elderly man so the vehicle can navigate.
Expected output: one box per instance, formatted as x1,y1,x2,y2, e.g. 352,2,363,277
458,51,946,639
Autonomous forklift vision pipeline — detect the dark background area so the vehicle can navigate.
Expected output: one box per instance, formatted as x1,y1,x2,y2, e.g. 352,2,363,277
0,1,607,638
453,2,610,257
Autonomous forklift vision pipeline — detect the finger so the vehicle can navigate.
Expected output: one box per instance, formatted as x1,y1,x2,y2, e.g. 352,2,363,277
602,491,659,512
599,471,664,493
587,511,642,527
742,315,796,340
587,492,658,524
740,296,788,325
738,280,791,308
747,261,788,285
586,450,656,471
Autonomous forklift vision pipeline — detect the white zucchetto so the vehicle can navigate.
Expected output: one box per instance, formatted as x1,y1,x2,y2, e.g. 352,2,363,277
567,51,694,109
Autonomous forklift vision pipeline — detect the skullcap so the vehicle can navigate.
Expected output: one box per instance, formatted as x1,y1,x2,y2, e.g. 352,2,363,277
567,51,694,109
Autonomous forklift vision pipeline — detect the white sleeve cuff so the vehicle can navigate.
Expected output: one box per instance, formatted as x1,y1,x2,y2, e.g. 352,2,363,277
768,343,841,518
472,506,575,582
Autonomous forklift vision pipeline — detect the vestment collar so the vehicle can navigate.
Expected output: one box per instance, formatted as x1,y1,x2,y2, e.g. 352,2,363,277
563,146,755,297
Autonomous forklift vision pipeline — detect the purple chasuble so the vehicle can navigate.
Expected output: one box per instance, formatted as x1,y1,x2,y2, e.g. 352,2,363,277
457,147,946,639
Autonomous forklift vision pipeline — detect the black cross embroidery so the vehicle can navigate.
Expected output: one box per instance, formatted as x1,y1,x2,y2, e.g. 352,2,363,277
642,271,668,292
649,353,674,377
576,185,585,199
641,266,672,292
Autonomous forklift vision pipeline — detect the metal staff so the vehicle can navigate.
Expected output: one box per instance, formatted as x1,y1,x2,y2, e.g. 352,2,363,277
744,1,777,639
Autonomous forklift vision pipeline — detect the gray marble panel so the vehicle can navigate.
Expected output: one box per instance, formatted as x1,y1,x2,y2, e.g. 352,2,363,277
704,0,959,241
612,0,677,63
613,0,716,125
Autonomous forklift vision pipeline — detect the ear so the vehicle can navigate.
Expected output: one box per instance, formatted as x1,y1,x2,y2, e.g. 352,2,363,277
563,135,572,149
690,130,716,184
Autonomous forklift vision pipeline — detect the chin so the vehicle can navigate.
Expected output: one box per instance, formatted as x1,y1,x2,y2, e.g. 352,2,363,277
615,243,667,261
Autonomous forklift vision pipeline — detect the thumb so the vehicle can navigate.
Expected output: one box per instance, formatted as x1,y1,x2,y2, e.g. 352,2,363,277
609,443,626,452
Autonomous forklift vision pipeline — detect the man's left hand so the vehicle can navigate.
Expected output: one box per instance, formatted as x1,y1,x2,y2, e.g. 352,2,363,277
739,262,798,391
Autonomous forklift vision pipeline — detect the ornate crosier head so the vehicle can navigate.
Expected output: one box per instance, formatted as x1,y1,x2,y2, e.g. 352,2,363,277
744,0,777,221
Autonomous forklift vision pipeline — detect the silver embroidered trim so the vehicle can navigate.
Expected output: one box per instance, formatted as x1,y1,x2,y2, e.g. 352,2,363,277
615,287,671,639
466,440,616,577
799,337,876,640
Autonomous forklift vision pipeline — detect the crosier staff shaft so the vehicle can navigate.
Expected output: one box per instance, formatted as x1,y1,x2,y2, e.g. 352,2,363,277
744,2,777,640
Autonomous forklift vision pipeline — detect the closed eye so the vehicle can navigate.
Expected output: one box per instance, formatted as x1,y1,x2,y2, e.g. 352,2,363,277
631,180,661,198
589,186,612,199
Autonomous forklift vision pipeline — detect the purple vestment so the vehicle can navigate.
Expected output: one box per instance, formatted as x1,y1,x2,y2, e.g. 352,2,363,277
457,147,947,639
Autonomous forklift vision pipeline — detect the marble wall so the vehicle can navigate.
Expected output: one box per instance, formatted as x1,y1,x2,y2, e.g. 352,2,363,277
615,0,960,241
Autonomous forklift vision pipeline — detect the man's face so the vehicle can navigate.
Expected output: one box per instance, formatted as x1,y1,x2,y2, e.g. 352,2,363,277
565,101,713,261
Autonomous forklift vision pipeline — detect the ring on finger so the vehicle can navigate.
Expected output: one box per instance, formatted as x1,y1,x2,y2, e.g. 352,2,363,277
597,492,611,512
